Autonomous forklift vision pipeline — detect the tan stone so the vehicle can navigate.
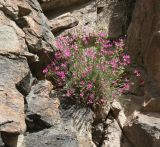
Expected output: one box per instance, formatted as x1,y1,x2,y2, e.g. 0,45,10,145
49,13,78,34
127,0,160,105
124,112,160,147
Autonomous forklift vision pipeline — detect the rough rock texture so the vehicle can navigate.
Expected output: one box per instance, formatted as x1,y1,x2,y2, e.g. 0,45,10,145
38,0,91,12
49,12,79,34
24,80,96,147
127,0,160,111
124,112,160,147
43,0,132,37
24,129,79,147
0,0,55,145
26,80,61,129
0,11,30,133
102,116,132,147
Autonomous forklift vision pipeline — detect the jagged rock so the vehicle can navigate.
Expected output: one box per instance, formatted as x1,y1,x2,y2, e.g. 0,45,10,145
0,11,27,54
124,112,160,147
49,13,79,34
60,105,96,147
26,80,95,146
38,0,90,12
111,100,122,118
43,0,130,38
0,55,30,133
96,0,126,38
26,80,61,127
23,0,55,54
102,115,132,147
0,0,55,78
92,122,105,146
0,0,32,19
24,128,79,147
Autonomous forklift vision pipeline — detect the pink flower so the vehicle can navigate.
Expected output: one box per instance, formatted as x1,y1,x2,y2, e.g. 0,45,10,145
99,32,106,37
42,68,48,74
134,69,141,77
63,48,71,58
55,51,62,59
122,55,131,65
80,81,85,85
66,90,72,97
110,58,119,69
87,83,93,90
123,83,130,91
56,71,66,79
61,62,67,68
87,94,94,105
84,48,96,59
80,93,84,97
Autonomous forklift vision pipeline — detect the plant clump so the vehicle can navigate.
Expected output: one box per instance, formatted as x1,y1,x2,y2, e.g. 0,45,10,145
43,29,139,108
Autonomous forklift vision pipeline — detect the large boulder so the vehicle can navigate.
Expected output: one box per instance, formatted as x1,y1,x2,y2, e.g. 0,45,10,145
26,80,61,127
124,112,160,147
0,55,29,133
127,0,160,110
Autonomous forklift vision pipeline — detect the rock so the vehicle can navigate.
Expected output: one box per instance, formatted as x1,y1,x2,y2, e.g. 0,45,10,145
92,122,104,146
0,11,27,54
24,128,79,147
38,0,90,12
26,80,61,127
143,97,160,112
124,112,160,147
20,0,56,78
0,133,4,146
0,26,20,53
111,100,122,118
127,0,160,105
0,55,30,133
61,105,96,147
43,0,132,38
49,13,79,34
0,0,32,19
102,115,132,147
97,0,125,38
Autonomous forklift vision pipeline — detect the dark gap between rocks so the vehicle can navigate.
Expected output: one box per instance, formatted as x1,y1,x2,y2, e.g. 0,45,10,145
43,0,93,20
25,114,51,133
1,132,19,147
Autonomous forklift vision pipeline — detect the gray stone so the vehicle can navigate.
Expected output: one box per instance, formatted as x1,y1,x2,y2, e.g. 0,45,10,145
26,80,61,127
24,129,79,147
0,26,19,52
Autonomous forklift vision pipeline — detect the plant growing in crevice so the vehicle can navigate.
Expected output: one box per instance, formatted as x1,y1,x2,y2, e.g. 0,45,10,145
43,29,139,108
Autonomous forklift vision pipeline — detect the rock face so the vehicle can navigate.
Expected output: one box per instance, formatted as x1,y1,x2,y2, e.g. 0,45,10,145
0,11,29,133
127,0,160,111
124,112,160,147
26,80,61,129
43,0,132,37
0,0,55,145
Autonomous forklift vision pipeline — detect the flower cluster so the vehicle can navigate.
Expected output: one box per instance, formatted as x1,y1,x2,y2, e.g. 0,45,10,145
43,30,139,107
